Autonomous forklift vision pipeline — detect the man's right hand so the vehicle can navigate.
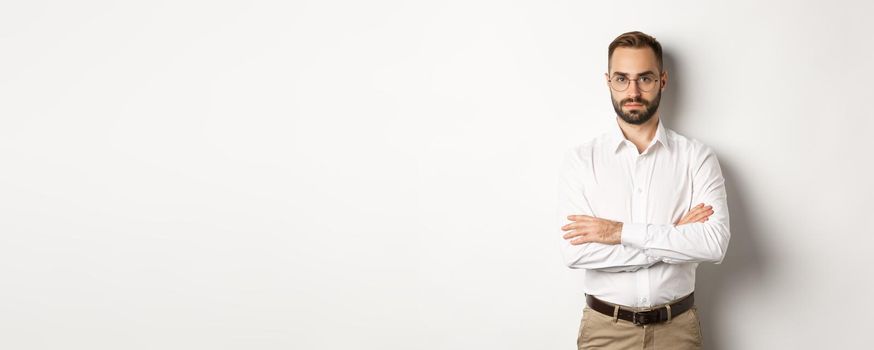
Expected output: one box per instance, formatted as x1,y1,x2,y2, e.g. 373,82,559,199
674,203,713,226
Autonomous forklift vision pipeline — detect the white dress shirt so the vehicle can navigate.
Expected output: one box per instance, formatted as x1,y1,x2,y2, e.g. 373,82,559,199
557,118,730,308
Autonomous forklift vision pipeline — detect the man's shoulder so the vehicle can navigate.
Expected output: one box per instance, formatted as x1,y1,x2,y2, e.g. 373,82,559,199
665,127,717,157
664,128,722,171
564,132,613,162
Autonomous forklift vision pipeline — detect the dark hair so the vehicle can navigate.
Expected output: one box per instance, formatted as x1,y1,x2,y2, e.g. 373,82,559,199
608,31,663,72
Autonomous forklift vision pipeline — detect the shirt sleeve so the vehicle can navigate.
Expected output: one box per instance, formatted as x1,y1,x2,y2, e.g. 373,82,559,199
558,148,659,272
620,145,731,264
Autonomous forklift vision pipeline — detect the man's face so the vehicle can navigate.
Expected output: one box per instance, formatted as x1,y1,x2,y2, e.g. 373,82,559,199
606,47,667,125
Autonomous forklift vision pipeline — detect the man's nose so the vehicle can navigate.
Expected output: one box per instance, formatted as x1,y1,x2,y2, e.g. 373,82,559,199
626,81,642,98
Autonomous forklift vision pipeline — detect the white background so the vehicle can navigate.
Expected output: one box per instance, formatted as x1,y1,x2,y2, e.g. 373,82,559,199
1,1,872,349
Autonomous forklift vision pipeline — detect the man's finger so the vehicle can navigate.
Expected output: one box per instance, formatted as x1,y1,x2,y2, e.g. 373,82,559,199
684,211,705,224
686,206,711,219
687,207,714,223
696,206,714,218
699,209,714,222
561,222,575,231
676,204,712,225
689,205,709,216
676,207,703,225
676,214,691,225
693,210,713,222
563,229,588,240
567,215,593,221
570,236,590,245
565,227,594,239
687,204,707,216
562,221,594,231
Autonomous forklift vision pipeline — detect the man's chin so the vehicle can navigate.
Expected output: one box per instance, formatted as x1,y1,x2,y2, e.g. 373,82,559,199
619,113,650,125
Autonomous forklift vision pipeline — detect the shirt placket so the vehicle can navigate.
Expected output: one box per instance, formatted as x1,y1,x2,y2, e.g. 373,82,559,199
631,149,652,308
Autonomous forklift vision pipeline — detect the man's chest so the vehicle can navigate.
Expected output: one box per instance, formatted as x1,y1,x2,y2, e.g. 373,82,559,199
583,151,693,224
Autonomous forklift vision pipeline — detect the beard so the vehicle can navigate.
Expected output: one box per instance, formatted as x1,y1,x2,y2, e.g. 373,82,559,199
611,90,661,125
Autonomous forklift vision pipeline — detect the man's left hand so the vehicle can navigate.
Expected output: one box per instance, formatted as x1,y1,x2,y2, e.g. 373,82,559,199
562,215,623,245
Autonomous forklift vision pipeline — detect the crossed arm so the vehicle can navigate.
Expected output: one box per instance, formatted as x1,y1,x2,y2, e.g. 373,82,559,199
557,147,731,272
562,204,714,245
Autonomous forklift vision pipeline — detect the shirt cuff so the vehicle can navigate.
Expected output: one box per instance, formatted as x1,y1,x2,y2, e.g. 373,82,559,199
620,222,649,249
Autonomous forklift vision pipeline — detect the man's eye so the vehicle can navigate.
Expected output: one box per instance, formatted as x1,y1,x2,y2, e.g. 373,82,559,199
640,76,654,83
614,76,627,83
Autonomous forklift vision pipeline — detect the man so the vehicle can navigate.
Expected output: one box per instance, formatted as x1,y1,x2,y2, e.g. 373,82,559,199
558,31,730,349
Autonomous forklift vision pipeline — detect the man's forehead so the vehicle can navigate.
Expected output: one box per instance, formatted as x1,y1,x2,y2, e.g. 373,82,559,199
609,47,659,73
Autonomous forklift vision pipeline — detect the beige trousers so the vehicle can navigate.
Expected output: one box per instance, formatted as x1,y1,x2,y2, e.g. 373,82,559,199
576,305,703,350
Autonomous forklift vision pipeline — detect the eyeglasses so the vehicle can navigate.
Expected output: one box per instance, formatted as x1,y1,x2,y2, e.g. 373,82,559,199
609,75,660,92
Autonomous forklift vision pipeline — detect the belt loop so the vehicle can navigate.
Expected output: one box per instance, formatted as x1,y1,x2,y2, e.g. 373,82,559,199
666,304,672,323
612,305,619,323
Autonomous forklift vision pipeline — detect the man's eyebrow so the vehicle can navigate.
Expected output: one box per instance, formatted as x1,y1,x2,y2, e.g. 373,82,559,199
612,71,657,77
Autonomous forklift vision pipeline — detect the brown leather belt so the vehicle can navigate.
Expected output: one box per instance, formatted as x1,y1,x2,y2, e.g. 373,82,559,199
585,293,694,326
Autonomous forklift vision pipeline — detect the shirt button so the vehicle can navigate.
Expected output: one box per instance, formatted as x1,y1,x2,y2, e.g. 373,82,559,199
636,188,643,194
642,297,648,303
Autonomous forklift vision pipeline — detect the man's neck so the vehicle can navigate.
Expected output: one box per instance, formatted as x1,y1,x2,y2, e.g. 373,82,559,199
617,114,660,154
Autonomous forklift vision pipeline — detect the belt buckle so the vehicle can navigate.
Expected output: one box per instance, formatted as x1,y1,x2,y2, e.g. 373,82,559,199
632,310,657,326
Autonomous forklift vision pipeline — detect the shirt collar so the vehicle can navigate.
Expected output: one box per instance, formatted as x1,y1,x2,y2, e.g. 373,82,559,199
609,118,670,153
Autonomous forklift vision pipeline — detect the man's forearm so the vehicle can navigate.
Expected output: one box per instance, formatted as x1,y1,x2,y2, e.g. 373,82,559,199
560,238,659,272
562,204,722,265
620,220,730,264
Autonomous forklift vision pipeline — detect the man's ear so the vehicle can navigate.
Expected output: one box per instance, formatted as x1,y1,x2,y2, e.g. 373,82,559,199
605,72,611,86
660,70,668,90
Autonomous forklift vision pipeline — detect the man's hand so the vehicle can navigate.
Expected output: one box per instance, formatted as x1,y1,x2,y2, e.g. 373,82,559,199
674,203,713,226
561,215,623,245
562,204,713,246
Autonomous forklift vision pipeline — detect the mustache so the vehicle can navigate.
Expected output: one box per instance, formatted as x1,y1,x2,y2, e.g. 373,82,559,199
621,98,649,106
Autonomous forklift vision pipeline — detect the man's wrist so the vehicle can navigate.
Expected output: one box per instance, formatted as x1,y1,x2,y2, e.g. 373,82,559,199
612,221,623,244
619,222,649,249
